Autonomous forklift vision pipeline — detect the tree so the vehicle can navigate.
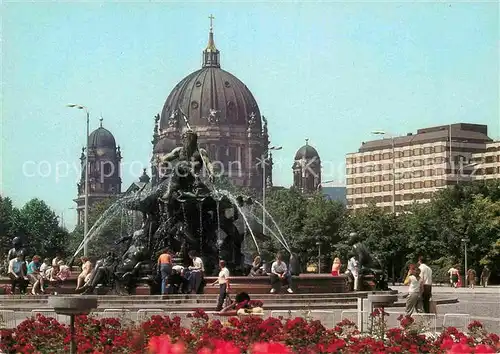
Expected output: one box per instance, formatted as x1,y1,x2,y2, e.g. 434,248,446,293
0,196,17,257
12,198,69,258
481,239,500,276
337,203,408,280
300,192,345,267
263,187,307,255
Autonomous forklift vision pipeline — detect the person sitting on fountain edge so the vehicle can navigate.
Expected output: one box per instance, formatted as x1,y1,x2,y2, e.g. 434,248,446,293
269,253,293,294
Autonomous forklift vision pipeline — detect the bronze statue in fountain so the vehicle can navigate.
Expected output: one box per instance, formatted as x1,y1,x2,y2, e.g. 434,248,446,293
82,129,247,295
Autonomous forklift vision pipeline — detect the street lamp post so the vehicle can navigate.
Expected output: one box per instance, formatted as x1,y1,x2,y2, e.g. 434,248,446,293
262,146,282,234
461,238,468,288
67,104,90,257
316,241,322,274
372,131,396,214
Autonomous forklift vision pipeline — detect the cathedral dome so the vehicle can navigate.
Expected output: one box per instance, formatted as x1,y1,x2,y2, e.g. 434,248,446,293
88,123,116,148
294,140,320,161
159,24,261,131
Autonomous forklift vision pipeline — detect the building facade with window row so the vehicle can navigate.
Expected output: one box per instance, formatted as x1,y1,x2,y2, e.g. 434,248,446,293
345,123,493,212
472,141,500,180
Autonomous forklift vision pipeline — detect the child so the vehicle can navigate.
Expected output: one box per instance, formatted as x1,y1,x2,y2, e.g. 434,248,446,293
331,257,341,276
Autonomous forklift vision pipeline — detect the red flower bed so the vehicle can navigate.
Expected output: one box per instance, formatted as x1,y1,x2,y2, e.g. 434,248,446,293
0,310,498,353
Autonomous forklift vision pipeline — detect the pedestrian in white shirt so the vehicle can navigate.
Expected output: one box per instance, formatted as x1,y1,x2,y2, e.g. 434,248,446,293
448,265,459,288
187,250,205,294
404,265,422,315
347,255,359,291
270,253,293,294
213,260,230,311
418,256,433,313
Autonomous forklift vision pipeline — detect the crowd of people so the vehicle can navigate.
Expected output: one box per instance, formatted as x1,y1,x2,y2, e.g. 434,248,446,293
447,264,491,289
156,251,295,303
7,252,71,295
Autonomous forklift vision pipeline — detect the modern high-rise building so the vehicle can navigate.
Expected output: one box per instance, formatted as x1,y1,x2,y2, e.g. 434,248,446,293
345,123,493,212
471,141,500,181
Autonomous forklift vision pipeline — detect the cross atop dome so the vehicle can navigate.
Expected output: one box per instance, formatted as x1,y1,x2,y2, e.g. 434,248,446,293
209,14,215,31
203,14,220,68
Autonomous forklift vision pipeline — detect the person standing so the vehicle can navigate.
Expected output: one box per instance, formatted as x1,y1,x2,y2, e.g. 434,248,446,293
404,265,422,315
448,265,460,288
418,256,433,313
480,266,491,287
467,268,476,289
188,250,205,294
347,255,359,291
212,260,230,311
157,250,172,295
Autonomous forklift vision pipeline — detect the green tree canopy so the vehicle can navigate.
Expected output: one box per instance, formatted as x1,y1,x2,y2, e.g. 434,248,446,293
9,198,69,258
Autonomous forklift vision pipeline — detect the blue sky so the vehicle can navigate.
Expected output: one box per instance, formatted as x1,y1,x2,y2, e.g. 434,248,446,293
2,1,499,228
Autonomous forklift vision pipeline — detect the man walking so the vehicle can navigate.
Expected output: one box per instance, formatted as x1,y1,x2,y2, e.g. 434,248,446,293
480,266,490,287
418,256,433,313
213,260,230,311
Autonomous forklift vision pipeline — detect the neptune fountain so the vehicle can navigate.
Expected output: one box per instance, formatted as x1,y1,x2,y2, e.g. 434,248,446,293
75,125,293,295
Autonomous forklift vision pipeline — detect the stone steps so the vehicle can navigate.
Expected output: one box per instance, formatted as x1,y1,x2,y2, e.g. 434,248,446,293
0,291,380,301
0,274,350,295
0,295,458,313
0,302,359,312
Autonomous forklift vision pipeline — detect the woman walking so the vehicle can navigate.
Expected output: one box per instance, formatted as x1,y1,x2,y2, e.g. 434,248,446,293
404,265,422,316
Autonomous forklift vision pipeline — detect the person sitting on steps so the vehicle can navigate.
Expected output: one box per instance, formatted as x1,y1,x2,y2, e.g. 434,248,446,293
76,257,93,291
269,253,293,294
8,252,28,294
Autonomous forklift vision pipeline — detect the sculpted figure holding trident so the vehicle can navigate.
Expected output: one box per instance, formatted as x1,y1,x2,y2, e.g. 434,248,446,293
159,109,215,211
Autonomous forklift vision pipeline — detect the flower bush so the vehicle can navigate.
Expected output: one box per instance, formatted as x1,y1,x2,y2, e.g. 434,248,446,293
0,310,498,353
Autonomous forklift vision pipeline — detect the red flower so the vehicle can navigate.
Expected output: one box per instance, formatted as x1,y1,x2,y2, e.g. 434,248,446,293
149,335,186,354
251,342,292,354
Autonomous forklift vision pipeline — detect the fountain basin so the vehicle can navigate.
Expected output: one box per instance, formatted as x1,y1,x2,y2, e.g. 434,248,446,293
48,296,98,315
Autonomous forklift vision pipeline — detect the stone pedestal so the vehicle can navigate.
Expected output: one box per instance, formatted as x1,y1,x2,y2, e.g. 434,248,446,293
362,293,398,334
48,297,98,354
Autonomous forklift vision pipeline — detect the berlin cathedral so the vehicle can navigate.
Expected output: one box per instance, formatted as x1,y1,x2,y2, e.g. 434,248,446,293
74,18,322,223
